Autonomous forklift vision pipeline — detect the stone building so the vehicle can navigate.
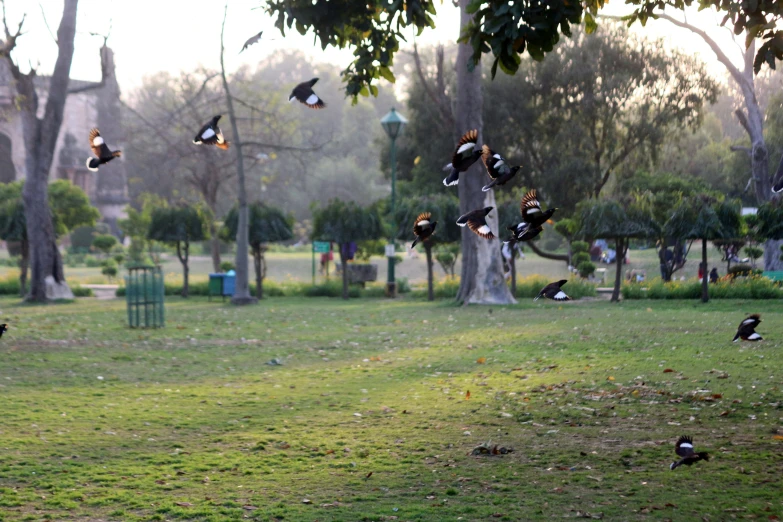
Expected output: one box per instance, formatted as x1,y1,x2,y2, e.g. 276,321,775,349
0,47,129,235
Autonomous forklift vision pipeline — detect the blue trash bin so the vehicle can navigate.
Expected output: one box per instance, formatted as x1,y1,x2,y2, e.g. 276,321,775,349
223,270,236,297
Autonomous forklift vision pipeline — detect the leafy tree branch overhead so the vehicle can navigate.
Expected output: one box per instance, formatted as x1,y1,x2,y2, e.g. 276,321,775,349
262,0,783,98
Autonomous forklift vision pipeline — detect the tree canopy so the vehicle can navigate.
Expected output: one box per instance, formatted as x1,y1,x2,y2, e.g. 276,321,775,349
311,199,384,246
263,0,783,99
222,203,294,246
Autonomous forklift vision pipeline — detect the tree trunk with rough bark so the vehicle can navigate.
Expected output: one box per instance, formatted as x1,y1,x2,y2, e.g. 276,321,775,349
219,5,257,305
701,239,709,303
424,243,434,301
253,245,265,300
177,241,190,297
510,249,517,297
611,237,625,303
19,239,28,297
454,0,515,306
209,220,222,272
2,0,81,301
339,244,349,300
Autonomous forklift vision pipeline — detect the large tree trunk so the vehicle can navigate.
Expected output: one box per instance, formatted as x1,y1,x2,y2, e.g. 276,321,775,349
339,244,349,300
209,220,222,272
510,248,517,297
219,6,257,305
19,239,29,297
611,237,624,303
701,239,709,303
9,0,81,301
454,0,515,305
177,241,189,297
425,243,434,301
253,245,264,300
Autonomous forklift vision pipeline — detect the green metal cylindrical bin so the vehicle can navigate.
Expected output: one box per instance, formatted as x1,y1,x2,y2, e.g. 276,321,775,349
125,266,165,328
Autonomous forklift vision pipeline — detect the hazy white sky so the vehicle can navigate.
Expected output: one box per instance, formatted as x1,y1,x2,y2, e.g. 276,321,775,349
4,0,756,96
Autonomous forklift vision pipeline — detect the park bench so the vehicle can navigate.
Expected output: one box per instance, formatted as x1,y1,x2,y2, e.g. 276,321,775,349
762,271,783,282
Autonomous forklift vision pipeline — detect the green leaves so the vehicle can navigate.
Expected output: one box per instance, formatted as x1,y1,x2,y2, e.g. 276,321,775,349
222,203,294,246
148,205,210,244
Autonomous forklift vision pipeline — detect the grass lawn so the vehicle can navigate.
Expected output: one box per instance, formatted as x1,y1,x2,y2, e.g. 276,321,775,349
0,296,781,521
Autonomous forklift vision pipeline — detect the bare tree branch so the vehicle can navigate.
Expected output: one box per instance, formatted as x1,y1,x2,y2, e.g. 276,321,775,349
408,42,454,128
240,140,329,152
735,108,752,136
730,145,752,155
37,3,58,44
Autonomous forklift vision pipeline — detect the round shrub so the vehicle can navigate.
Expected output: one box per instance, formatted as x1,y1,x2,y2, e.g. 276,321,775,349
577,261,596,279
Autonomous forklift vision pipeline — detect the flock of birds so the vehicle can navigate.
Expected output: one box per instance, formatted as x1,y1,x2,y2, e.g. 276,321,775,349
80,63,770,469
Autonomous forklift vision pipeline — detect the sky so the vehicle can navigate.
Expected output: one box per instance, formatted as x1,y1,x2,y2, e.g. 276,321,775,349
3,0,759,97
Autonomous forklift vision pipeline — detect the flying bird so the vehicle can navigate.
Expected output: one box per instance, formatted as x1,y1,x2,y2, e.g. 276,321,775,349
193,115,229,150
443,129,482,186
456,207,495,239
733,314,763,342
240,31,263,53
670,435,709,470
85,128,122,172
534,279,570,302
504,221,543,248
520,189,558,227
411,212,437,249
481,145,519,192
289,78,325,109
0,323,7,339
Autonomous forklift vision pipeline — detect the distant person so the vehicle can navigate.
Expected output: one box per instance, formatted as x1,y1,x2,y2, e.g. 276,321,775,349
710,267,719,283
698,262,706,280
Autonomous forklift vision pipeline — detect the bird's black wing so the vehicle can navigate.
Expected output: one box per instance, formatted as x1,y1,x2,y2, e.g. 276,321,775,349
520,190,542,223
452,130,479,164
675,436,695,458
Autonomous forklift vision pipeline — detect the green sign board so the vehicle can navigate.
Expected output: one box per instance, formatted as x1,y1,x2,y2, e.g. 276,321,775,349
313,241,330,254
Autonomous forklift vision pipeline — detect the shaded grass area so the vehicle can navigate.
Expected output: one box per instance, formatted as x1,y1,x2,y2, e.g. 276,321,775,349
0,297,782,521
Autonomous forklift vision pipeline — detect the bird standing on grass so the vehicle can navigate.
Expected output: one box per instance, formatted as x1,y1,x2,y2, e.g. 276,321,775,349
733,314,763,342
443,130,482,186
670,435,709,470
85,128,122,172
480,145,519,192
534,280,570,302
456,207,495,239
193,115,229,150
411,212,437,249
0,323,7,339
289,78,325,109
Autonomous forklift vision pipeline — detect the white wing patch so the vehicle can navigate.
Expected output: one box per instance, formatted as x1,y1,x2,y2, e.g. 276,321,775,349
495,160,505,167
527,208,541,213
418,220,430,226
306,94,319,105
443,163,453,171
457,142,475,154
748,333,762,340
93,136,104,146
477,225,491,235
444,177,459,187
201,127,216,140
554,291,568,300
741,318,755,325
679,442,693,449
216,131,225,143
289,95,296,102
457,221,467,227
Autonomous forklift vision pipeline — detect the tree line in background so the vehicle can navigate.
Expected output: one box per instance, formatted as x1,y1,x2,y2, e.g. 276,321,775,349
3,0,783,303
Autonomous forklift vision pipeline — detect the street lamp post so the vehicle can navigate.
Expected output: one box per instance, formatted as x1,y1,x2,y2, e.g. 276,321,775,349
380,107,407,297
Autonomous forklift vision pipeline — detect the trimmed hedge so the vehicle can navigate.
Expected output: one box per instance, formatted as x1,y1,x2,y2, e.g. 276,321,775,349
622,276,782,299
0,275,93,297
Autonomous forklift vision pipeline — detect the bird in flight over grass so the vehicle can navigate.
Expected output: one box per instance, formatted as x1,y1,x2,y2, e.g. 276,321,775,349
289,78,325,109
411,212,437,249
534,280,570,302
193,115,229,150
85,128,122,172
480,145,519,192
520,189,557,228
443,129,482,187
457,207,495,239
670,435,709,470
733,314,762,342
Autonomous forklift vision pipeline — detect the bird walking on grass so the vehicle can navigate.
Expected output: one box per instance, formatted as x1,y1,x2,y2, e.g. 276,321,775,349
289,78,325,109
534,280,570,302
443,130,482,186
193,115,229,150
456,207,495,239
520,189,558,228
411,212,437,249
85,128,122,172
670,435,709,470
481,145,519,192
733,314,763,342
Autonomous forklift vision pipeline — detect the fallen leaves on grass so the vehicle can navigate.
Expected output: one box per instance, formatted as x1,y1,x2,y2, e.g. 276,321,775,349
470,442,513,456
175,502,193,507
476,357,486,364
465,390,471,400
